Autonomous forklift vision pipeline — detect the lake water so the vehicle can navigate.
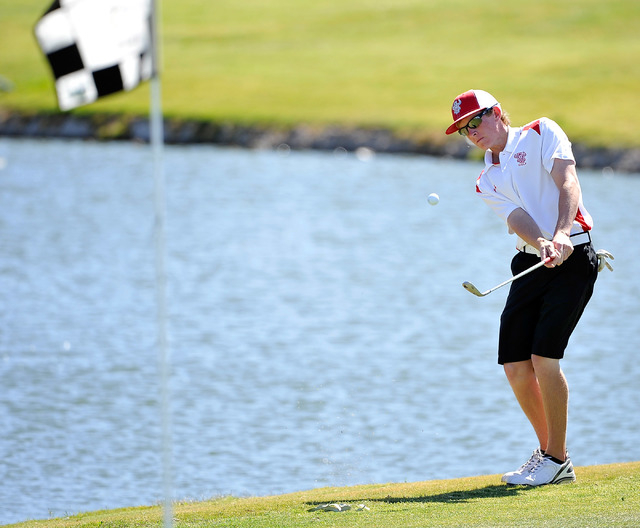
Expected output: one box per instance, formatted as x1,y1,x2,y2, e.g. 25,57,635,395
1,137,638,524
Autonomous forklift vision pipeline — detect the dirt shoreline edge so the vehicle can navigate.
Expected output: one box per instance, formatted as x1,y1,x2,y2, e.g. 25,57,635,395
2,110,640,173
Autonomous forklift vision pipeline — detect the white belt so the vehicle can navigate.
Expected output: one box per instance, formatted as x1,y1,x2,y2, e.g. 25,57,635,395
520,231,591,256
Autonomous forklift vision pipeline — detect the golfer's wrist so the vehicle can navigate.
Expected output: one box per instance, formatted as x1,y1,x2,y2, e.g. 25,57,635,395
553,229,572,240
536,237,549,250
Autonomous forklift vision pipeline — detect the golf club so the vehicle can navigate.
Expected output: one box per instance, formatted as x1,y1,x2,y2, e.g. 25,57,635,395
462,256,552,297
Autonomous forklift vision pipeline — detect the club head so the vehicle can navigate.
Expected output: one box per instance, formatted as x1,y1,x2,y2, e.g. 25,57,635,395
462,281,486,297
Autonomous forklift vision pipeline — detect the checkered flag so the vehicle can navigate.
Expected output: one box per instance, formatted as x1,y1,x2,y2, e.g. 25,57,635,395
34,0,154,111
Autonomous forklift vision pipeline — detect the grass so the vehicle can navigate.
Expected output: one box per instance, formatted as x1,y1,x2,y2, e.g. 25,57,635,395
1,0,640,148
7,462,640,528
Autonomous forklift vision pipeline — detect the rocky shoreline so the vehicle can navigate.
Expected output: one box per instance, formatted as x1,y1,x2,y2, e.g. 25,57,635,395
2,110,640,173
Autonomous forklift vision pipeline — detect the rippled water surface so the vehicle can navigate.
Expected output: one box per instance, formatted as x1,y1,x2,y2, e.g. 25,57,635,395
1,138,639,524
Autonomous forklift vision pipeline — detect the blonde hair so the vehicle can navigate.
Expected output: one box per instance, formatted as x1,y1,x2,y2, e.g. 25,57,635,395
499,109,511,127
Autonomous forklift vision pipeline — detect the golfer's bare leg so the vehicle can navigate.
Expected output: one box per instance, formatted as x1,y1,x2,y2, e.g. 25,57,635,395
503,360,549,452
531,355,568,461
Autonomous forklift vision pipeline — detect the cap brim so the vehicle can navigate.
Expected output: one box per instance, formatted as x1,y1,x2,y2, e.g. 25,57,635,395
445,108,485,135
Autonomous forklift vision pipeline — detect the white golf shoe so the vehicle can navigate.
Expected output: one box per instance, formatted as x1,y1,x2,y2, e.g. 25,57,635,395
523,454,576,486
501,448,544,485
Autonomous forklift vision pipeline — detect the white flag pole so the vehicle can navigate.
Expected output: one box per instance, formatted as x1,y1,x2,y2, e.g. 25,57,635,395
149,0,173,526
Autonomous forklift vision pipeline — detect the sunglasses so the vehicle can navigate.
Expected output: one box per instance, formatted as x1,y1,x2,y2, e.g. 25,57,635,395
457,106,495,136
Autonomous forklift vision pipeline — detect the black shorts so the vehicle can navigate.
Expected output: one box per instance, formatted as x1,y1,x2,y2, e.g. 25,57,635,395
498,243,598,365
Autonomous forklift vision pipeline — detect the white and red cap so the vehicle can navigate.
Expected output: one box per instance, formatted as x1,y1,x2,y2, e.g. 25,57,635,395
445,89,500,135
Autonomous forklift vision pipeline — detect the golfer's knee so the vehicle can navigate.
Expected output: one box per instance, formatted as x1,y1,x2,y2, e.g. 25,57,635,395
531,354,561,375
503,360,534,385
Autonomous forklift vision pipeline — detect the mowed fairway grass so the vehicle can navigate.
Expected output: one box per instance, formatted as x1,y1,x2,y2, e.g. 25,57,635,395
1,0,640,148
7,463,640,528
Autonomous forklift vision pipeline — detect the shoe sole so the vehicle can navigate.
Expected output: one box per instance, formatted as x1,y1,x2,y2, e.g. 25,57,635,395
527,467,576,487
505,477,576,487
550,475,576,485
504,468,576,487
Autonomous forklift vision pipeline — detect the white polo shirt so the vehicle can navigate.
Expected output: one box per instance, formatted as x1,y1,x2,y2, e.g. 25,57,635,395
475,117,593,251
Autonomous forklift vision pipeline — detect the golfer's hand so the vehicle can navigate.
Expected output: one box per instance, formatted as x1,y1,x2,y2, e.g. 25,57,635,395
550,232,574,266
538,239,559,267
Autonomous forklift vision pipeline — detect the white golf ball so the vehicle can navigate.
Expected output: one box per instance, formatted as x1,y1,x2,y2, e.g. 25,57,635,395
427,193,440,205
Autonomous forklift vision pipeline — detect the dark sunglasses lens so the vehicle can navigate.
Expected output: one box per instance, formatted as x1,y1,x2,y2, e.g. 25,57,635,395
457,106,494,136
458,113,486,136
468,116,483,129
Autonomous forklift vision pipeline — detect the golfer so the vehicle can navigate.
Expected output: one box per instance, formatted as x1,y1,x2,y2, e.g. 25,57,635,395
445,89,598,486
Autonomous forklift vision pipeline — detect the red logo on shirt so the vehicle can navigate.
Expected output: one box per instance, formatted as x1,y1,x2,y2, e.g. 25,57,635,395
515,151,527,166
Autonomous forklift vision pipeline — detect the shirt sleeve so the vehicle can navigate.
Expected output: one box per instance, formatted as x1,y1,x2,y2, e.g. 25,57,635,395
475,168,520,225
540,118,575,173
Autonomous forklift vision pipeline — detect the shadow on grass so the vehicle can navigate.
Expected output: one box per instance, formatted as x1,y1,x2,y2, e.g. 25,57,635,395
307,484,532,507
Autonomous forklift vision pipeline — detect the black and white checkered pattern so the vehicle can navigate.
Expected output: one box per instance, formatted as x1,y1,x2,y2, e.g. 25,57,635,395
34,0,153,110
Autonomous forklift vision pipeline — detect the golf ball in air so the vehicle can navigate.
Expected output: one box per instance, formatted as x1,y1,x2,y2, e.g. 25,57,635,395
427,193,440,205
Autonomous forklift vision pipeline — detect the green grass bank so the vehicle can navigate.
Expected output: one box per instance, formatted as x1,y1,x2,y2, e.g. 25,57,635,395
6,462,640,528
1,0,640,154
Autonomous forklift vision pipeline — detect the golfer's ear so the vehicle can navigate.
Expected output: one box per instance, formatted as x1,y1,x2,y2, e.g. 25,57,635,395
493,106,502,118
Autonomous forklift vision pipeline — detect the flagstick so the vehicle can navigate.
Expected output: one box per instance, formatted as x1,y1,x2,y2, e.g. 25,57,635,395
150,0,173,526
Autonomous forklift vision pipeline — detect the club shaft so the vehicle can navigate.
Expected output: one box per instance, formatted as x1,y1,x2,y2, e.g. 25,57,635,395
463,256,553,297
485,256,552,294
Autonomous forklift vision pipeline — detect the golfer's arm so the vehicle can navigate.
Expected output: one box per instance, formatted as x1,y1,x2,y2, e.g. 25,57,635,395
507,159,581,251
507,208,546,251
550,158,581,240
